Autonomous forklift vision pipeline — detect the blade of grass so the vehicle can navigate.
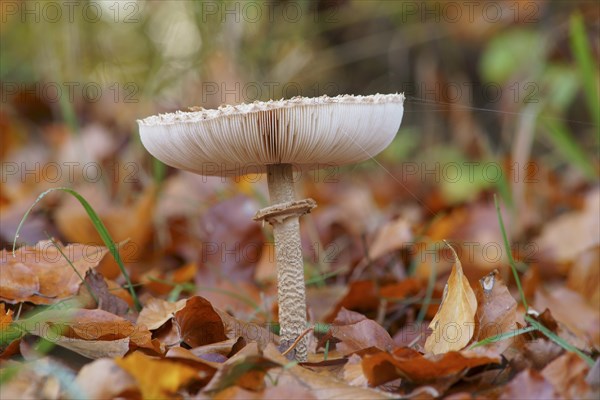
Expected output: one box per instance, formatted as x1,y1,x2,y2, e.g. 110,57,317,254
570,12,600,134
468,326,536,349
494,194,528,310
12,187,141,311
525,315,595,367
45,234,99,305
542,118,597,179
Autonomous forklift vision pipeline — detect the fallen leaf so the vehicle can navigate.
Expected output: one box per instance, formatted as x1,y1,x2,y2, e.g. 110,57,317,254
534,286,600,347
368,217,413,260
174,296,228,347
325,281,380,321
54,336,130,359
0,241,108,304
216,308,279,350
205,354,280,392
499,369,558,399
74,358,138,399
115,351,201,399
138,297,188,330
21,308,158,357
307,285,349,323
76,269,129,315
322,308,394,355
361,347,500,385
188,338,242,361
425,246,477,354
472,270,519,354
567,246,600,308
542,352,596,399
535,188,600,267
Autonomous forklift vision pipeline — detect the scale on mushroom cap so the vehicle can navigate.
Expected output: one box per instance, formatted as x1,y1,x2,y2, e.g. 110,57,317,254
138,93,405,362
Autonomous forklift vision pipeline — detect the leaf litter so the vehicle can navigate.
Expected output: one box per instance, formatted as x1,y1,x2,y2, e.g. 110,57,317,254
1,134,599,398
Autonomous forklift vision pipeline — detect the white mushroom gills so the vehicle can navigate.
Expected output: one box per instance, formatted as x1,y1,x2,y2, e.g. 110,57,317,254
138,93,405,362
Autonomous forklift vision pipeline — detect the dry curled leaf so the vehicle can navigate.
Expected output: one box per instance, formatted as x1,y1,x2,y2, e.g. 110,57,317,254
174,296,228,347
361,347,500,385
425,245,477,354
472,269,519,354
138,297,187,330
0,241,108,304
320,308,394,355
499,369,559,400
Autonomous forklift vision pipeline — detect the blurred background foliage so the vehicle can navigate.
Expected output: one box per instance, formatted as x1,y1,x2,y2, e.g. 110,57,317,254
0,0,598,280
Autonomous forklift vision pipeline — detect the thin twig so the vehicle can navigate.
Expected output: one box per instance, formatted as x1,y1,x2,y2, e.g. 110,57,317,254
281,327,314,358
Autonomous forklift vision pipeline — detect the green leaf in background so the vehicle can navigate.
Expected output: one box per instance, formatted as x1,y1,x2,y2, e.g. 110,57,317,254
542,118,597,179
480,29,541,84
541,65,580,113
570,13,600,134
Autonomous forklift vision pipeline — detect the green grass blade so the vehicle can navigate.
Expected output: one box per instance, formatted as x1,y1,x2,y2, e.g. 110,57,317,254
525,315,595,367
468,326,536,349
570,12,600,134
542,118,597,179
12,187,141,311
494,194,528,310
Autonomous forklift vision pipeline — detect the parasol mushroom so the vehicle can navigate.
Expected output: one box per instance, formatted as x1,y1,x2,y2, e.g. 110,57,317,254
138,93,405,361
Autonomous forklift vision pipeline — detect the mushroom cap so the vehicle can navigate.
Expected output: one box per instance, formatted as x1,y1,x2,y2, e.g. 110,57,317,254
138,93,404,176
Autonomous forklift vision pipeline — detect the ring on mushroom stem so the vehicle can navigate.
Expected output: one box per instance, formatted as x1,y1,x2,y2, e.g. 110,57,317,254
138,93,405,362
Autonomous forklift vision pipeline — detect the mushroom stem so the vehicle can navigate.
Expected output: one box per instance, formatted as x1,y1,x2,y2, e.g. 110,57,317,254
266,163,308,361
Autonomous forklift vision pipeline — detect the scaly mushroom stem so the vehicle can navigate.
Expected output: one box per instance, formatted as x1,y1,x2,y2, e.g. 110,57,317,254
266,163,309,361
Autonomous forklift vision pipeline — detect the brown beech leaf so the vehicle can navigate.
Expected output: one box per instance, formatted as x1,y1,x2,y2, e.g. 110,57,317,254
361,347,500,385
138,297,187,330
542,352,596,399
472,270,519,354
535,188,600,267
115,351,201,399
25,308,159,358
0,241,108,304
322,308,394,355
568,246,600,308
499,369,559,400
325,280,380,321
216,308,279,350
76,270,129,315
534,286,600,348
174,296,228,347
368,217,413,260
53,336,131,359
204,353,280,393
425,246,477,354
